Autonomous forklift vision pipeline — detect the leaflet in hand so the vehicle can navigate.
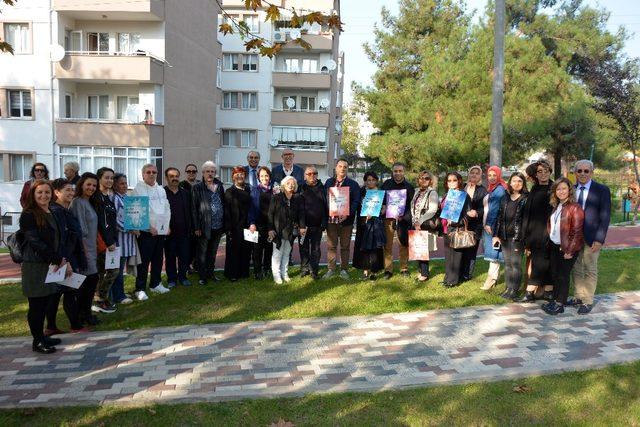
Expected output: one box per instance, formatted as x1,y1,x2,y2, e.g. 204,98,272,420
244,229,259,243
45,263,68,283
155,212,171,235
104,246,121,269
58,272,86,289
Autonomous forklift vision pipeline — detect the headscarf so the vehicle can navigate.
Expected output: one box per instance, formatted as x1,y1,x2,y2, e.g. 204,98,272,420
487,166,508,193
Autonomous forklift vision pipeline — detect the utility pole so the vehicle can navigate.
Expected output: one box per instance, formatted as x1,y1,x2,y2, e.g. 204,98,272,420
490,0,506,167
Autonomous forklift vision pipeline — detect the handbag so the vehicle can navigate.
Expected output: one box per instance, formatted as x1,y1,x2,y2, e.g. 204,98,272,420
448,219,476,249
97,232,107,254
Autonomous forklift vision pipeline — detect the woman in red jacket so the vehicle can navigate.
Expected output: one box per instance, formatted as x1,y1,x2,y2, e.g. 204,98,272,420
542,178,584,315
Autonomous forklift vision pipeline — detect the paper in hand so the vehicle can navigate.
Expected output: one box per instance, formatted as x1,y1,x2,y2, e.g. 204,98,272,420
45,263,67,283
104,246,121,269
58,272,86,289
243,229,259,243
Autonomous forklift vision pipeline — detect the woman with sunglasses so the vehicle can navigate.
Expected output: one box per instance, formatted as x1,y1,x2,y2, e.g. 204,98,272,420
20,163,50,209
410,170,439,282
441,172,471,287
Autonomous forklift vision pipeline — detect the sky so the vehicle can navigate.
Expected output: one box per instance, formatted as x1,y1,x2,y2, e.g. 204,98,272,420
340,0,640,103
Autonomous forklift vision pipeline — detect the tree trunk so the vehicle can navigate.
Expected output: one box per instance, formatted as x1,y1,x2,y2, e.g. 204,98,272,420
629,136,640,185
553,146,563,179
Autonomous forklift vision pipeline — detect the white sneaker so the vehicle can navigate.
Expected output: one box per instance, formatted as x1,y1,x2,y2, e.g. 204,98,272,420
323,270,335,280
134,291,149,301
283,276,291,283
274,276,283,285
150,284,170,294
339,270,350,280
119,297,133,305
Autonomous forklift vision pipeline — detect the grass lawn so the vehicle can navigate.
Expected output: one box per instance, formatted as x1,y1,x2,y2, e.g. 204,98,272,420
1,360,639,426
1,249,639,337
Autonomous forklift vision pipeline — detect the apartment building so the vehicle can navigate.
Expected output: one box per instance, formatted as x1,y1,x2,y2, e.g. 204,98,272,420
0,0,221,211
217,0,344,183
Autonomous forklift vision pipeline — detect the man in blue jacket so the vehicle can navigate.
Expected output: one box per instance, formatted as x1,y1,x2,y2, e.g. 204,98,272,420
569,159,611,314
271,148,304,187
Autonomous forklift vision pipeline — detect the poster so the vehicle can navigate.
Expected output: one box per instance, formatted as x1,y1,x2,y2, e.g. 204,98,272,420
104,246,121,269
124,196,150,231
440,189,467,222
408,230,431,261
385,189,407,219
328,186,350,217
360,189,384,217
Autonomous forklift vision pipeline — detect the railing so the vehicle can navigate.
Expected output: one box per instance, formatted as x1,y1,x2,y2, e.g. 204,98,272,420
273,142,328,151
272,69,328,74
271,108,328,113
64,50,167,64
57,118,156,124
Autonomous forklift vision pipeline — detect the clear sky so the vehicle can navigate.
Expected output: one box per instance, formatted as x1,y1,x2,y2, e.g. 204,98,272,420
340,0,640,103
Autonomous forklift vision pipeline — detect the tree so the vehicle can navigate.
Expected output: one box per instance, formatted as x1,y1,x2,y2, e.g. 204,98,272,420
339,105,362,160
0,0,16,53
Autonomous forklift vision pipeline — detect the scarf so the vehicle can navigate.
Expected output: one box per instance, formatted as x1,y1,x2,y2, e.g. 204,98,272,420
487,166,508,193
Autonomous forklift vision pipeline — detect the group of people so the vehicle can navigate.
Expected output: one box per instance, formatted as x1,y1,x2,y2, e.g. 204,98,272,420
16,148,611,355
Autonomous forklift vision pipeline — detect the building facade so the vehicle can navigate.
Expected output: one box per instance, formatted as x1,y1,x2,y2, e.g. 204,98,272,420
217,0,344,182
0,0,221,211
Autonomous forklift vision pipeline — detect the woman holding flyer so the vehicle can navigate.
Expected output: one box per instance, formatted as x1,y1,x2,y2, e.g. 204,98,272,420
19,180,70,353
410,170,440,282
440,172,471,287
248,166,275,280
353,171,385,280
224,167,252,282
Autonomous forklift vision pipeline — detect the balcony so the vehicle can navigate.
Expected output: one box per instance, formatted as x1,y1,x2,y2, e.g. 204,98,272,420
269,148,328,166
281,34,332,52
53,0,164,20
56,119,163,148
271,110,329,127
272,72,330,89
55,53,164,84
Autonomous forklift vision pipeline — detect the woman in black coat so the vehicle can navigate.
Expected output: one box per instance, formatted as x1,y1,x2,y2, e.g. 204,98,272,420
19,180,69,354
353,171,385,279
224,166,252,281
248,166,274,280
461,166,488,281
441,172,471,287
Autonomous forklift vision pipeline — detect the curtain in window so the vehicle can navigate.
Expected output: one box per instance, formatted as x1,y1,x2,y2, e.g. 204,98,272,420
5,24,28,53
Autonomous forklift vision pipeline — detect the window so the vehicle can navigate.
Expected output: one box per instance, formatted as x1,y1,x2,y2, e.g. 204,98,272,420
216,58,222,88
87,32,109,53
223,92,257,110
242,92,257,110
64,29,72,51
282,96,296,110
243,15,259,32
221,129,237,147
242,54,258,71
272,126,327,148
116,96,139,120
9,154,31,181
223,53,239,71
71,30,82,51
220,167,233,185
301,59,317,73
301,96,316,111
88,95,109,119
117,33,141,53
64,94,72,118
8,90,32,118
284,58,299,72
4,23,30,54
222,14,239,25
240,130,257,148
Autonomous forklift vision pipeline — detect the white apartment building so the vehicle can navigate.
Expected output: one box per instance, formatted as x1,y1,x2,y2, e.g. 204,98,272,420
0,0,221,212
217,0,344,182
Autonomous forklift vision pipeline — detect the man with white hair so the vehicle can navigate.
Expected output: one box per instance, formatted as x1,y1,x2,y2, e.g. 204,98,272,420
63,161,81,185
244,151,261,188
568,159,611,314
190,161,225,285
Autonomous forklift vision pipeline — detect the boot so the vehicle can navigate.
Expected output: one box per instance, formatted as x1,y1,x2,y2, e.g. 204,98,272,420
480,277,496,290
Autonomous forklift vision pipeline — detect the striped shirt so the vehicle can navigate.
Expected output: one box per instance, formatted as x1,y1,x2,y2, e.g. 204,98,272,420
114,192,137,258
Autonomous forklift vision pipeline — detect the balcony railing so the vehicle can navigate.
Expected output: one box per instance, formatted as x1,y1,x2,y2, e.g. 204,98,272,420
55,52,164,83
272,141,327,151
55,119,163,148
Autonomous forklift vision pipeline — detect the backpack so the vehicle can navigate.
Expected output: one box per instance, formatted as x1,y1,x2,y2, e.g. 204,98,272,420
6,230,25,264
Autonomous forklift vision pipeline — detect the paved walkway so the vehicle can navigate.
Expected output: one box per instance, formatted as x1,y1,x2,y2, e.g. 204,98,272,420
1,225,639,281
0,290,639,408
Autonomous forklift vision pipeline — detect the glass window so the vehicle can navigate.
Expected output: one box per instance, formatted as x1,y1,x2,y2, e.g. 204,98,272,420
216,59,222,88
8,90,32,118
222,130,236,147
223,53,239,71
64,29,71,51
4,23,29,54
243,15,260,32
71,31,82,51
284,58,298,72
301,59,317,73
282,96,296,110
117,96,138,120
240,130,256,148
118,33,141,53
272,127,327,148
222,92,231,109
0,154,3,182
242,93,256,110
9,154,30,181
64,94,72,118
242,54,258,71
87,32,109,53
220,167,233,184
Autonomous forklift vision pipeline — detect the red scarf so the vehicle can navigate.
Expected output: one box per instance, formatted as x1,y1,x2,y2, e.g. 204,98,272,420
487,166,508,193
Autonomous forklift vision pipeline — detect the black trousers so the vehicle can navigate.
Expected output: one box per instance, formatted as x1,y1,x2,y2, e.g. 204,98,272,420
136,232,165,291
502,240,524,291
164,234,190,283
252,230,273,276
418,260,430,277
550,242,578,305
46,289,82,330
461,237,481,280
27,295,50,345
300,226,322,275
443,235,465,285
197,229,223,281
78,273,98,322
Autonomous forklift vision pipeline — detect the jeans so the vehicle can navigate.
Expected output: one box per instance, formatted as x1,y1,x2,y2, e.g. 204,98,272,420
300,226,322,275
45,289,81,330
135,232,165,291
27,295,50,345
197,229,223,281
110,257,128,303
272,240,292,280
550,242,578,305
326,223,352,271
418,260,430,277
164,234,190,283
502,239,524,291
97,252,120,302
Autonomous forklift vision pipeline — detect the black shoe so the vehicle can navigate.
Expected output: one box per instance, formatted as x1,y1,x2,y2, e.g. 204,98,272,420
84,315,100,326
400,270,410,277
383,272,393,280
43,336,61,346
254,272,264,280
520,291,536,303
542,291,554,301
300,270,311,278
32,341,56,354
567,297,583,306
369,273,377,281
311,272,320,280
500,289,517,300
577,304,593,315
542,301,564,315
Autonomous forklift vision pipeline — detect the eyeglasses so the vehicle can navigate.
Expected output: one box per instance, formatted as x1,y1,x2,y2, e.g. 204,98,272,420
306,172,318,176
186,170,197,174
576,169,591,174
536,169,549,173
418,176,430,180
145,171,157,175
34,169,46,173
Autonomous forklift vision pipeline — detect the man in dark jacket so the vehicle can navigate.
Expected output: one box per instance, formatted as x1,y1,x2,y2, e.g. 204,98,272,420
324,159,361,279
300,166,327,279
164,167,193,288
569,160,611,314
381,162,415,278
244,151,261,188
191,161,225,285
271,148,304,187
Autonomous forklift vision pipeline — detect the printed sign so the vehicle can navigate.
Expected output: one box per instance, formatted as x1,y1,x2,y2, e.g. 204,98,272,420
244,229,259,243
385,189,407,219
440,189,467,222
328,186,350,217
104,246,121,269
155,212,171,235
124,196,150,231
408,230,431,261
360,189,384,217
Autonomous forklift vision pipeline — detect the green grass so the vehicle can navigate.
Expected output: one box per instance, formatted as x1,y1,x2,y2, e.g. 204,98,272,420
1,360,639,426
0,248,9,254
1,249,639,337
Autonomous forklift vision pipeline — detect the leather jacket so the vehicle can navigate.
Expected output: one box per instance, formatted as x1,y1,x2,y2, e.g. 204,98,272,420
547,202,584,256
493,194,528,242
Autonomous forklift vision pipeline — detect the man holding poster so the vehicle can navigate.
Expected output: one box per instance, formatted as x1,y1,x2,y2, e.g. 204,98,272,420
381,163,415,278
324,159,360,279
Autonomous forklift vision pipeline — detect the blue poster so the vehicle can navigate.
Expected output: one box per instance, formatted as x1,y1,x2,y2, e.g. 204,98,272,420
360,189,384,217
440,189,466,222
124,196,150,231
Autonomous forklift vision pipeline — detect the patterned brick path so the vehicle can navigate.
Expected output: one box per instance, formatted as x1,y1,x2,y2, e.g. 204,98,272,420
1,291,639,408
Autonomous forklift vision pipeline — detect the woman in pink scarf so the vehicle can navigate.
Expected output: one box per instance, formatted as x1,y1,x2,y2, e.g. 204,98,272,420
481,166,508,290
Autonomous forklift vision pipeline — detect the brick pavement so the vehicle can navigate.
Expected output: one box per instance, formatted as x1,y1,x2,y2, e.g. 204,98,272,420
1,290,639,408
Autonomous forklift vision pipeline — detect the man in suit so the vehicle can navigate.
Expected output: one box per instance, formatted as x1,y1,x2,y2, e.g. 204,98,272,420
569,159,611,314
271,148,304,187
244,151,261,189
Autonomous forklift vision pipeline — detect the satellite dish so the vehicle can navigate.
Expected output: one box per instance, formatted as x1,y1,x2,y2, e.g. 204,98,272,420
50,44,66,62
269,139,279,147
326,59,337,71
290,29,302,40
125,104,144,122
320,98,330,109
285,97,296,109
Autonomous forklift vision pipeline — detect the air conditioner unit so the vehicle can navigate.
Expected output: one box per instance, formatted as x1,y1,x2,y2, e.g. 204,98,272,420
273,31,286,43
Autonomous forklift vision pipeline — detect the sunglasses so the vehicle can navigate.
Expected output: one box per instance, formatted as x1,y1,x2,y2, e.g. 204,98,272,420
186,170,197,173
575,169,591,174
34,169,46,173
145,171,157,175
418,176,430,180
306,172,318,176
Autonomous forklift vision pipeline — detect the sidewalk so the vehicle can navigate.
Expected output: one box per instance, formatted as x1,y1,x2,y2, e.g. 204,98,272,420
1,225,639,282
0,290,639,408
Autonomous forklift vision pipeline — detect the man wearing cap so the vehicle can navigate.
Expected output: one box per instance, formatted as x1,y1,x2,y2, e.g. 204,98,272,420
272,148,304,187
